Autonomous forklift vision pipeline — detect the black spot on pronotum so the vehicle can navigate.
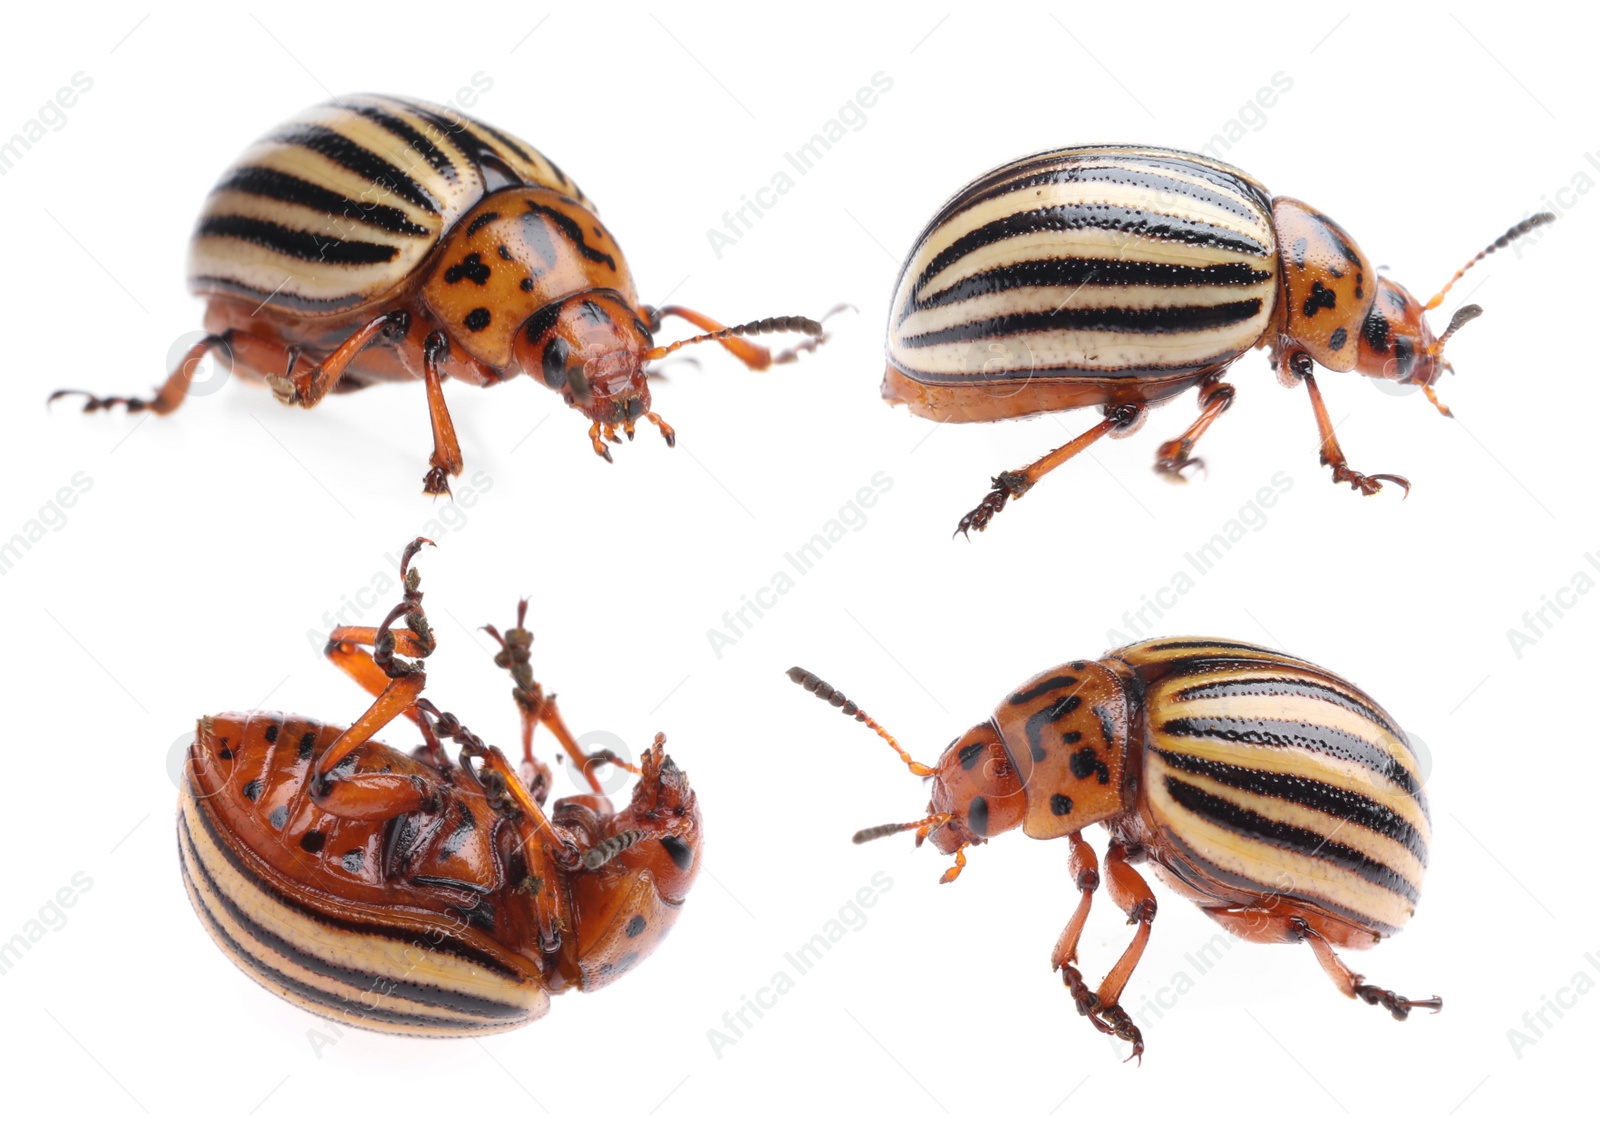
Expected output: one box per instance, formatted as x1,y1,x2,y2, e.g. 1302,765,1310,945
1070,747,1111,785
967,797,989,839
464,307,491,332
520,277,535,292
1302,280,1336,318
443,251,491,285
242,780,263,802
300,829,326,852
1071,661,1087,672
217,741,233,761
1061,730,1082,745
342,848,364,873
269,805,289,830
625,914,647,938
578,298,610,324
1051,793,1074,816
497,243,513,261
297,731,316,761
1009,674,1077,706
465,211,500,236
542,337,569,388
957,742,985,770
1329,326,1348,352
661,835,694,870
263,723,280,745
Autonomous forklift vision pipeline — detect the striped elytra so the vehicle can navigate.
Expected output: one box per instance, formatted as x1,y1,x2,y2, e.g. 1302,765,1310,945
886,146,1280,389
53,94,828,490
793,635,1439,1058
180,710,699,1036
881,144,1556,534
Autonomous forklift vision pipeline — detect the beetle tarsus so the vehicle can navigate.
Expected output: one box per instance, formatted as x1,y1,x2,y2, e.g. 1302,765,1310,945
1330,465,1411,498
1100,1003,1145,1063
589,421,614,463
1352,977,1443,1021
48,389,154,414
422,466,453,497
954,471,1030,538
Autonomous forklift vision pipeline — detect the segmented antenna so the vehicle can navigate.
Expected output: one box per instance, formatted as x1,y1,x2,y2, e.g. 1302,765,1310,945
582,828,666,870
786,666,935,777
1425,212,1556,311
853,813,951,845
646,315,825,362
1434,304,1483,349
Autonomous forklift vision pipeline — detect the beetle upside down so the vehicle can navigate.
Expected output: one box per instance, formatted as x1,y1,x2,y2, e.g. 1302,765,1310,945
179,537,701,1034
787,638,1442,1059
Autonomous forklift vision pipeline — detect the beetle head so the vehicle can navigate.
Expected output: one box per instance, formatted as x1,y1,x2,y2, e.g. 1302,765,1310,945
786,666,1023,884
1354,213,1556,416
513,291,656,430
561,735,701,991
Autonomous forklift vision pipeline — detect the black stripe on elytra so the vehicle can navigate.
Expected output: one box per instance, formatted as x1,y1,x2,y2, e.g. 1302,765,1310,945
1161,716,1424,804
272,124,439,213
183,788,522,980
352,103,458,182
1154,747,1428,862
1009,674,1078,706
213,167,429,236
913,206,1271,302
1162,777,1420,904
911,147,1270,251
196,215,399,265
912,257,1273,315
525,201,616,269
1173,675,1401,736
1156,830,1399,936
407,108,530,195
179,820,527,1022
1140,639,1299,660
941,162,1266,236
900,299,1263,350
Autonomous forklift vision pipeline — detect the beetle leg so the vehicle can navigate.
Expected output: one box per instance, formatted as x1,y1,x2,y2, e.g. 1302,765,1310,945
954,403,1145,538
419,331,466,496
1051,833,1117,1034
314,539,441,783
646,410,677,448
1151,375,1236,482
267,310,409,409
1090,840,1157,1063
49,331,234,415
589,421,613,463
1291,918,1442,1020
1283,351,1411,497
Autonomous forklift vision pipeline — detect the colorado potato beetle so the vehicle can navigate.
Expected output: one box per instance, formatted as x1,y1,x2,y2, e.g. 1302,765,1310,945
882,145,1554,534
788,636,1437,1059
180,538,701,1035
54,95,829,491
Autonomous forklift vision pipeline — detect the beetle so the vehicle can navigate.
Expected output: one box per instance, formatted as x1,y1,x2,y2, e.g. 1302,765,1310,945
179,537,701,1035
787,636,1438,1059
881,144,1555,535
53,94,827,492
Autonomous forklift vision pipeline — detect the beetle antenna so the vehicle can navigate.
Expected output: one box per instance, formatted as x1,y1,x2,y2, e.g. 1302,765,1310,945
645,315,825,363
1424,212,1556,311
786,666,937,777
853,813,951,844
582,827,669,869
1432,304,1484,351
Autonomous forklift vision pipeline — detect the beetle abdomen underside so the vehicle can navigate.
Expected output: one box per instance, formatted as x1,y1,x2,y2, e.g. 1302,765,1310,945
179,712,549,1036
187,94,585,317
887,146,1278,384
1115,638,1429,938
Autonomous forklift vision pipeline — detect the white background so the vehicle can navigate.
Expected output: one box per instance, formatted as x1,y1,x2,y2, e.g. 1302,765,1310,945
2,2,1594,1124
